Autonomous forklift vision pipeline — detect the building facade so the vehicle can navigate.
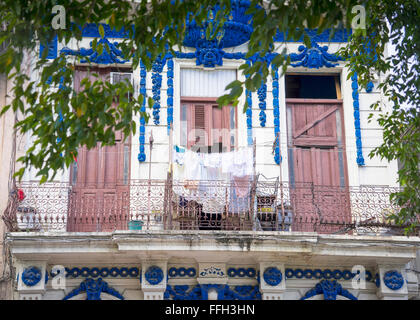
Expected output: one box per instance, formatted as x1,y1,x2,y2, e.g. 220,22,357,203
3,1,420,300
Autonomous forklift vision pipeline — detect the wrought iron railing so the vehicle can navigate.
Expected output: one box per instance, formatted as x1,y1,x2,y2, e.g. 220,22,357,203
8,180,411,235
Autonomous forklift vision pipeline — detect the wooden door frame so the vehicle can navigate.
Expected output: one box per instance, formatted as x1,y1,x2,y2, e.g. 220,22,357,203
285,98,349,189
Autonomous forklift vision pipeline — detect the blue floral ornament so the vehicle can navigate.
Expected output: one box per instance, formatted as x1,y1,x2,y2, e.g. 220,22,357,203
145,266,164,285
383,270,404,291
263,267,282,286
22,266,42,287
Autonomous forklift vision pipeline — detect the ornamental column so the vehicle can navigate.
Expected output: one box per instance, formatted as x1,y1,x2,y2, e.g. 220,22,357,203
375,264,408,300
259,262,286,300
16,260,48,300
141,261,168,300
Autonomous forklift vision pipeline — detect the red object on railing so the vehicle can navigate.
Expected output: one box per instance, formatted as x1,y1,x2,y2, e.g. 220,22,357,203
17,189,25,201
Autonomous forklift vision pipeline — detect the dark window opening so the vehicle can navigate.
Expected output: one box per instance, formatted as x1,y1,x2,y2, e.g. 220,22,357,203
286,75,340,99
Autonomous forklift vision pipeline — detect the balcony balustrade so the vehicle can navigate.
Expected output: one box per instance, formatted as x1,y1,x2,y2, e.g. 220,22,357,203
6,180,411,236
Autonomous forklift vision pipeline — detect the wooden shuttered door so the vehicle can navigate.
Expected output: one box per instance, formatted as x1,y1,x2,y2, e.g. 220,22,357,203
286,99,350,233
184,100,234,152
68,68,131,232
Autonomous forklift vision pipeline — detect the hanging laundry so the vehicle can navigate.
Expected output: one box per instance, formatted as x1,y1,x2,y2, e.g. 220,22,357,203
173,145,186,165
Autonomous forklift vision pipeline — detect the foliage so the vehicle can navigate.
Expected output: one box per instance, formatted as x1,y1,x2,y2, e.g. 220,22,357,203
0,0,418,232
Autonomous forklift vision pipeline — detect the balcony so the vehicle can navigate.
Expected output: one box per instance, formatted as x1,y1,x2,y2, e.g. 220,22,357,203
5,180,410,236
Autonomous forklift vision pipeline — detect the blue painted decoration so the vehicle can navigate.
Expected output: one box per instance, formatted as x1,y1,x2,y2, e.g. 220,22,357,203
52,267,140,279
227,267,256,278
63,278,124,300
301,280,358,300
366,81,374,93
263,267,282,286
285,268,375,283
22,266,42,287
165,284,203,300
77,23,131,39
289,40,344,69
257,80,267,127
151,56,167,125
351,72,365,166
145,266,164,285
167,58,174,133
39,35,58,59
383,270,404,291
274,28,351,43
61,37,128,64
138,61,147,162
272,67,281,164
199,266,225,277
168,267,196,278
165,284,261,300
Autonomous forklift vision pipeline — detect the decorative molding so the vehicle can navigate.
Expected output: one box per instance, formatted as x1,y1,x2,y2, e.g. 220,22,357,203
175,47,245,68
274,28,351,43
301,280,358,300
183,1,255,50
383,270,404,291
151,56,167,125
272,67,281,164
168,267,196,278
53,267,140,278
285,268,374,282
351,72,365,166
22,266,42,287
257,80,267,127
245,71,253,146
61,37,128,65
145,266,164,285
138,61,147,162
227,267,256,278
199,266,225,277
166,58,174,133
289,40,344,69
263,267,282,286
63,278,124,300
164,284,261,300
77,23,131,39
39,35,58,59
165,284,202,300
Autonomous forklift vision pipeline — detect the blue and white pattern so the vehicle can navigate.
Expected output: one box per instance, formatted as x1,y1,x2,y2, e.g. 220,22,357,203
166,58,174,133
199,266,225,277
285,268,374,282
351,72,365,166
301,280,357,300
151,56,167,125
165,284,261,300
145,266,164,285
257,80,267,127
263,267,282,286
272,67,281,164
227,267,256,278
52,267,140,279
63,278,124,300
22,266,42,287
383,270,404,291
61,37,128,64
138,61,147,162
168,267,196,278
289,40,344,69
